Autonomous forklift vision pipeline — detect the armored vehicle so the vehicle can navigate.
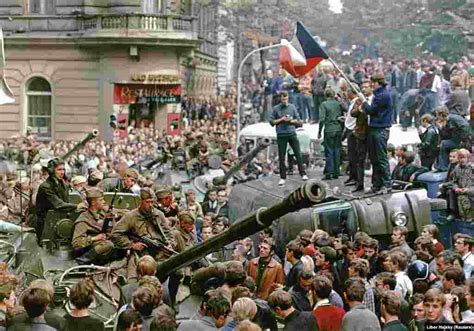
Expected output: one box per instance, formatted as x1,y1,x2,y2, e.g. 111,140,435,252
228,170,447,257
1,178,326,329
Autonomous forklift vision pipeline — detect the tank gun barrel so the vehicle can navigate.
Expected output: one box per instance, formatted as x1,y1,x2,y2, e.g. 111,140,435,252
60,130,99,160
157,179,326,279
213,138,271,186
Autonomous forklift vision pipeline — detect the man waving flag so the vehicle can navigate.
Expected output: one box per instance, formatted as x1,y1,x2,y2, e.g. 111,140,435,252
279,21,329,78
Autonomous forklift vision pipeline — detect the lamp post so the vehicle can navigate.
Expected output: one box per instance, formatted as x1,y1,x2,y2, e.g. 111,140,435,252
236,43,281,147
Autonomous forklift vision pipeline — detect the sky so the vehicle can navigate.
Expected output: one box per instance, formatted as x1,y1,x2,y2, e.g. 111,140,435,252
328,0,343,14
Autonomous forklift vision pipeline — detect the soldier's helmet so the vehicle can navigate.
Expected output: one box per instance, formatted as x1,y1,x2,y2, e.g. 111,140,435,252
407,260,429,282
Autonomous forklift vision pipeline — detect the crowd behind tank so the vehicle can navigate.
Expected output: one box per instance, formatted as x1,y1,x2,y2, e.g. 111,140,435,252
0,56,472,331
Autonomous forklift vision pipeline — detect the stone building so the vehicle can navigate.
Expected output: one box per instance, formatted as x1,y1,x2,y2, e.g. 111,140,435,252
0,0,217,140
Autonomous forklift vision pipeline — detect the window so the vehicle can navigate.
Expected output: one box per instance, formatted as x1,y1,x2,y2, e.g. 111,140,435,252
29,0,55,15
26,77,52,139
141,0,167,14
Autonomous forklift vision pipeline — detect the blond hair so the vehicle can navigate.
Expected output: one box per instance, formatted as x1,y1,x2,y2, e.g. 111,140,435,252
232,297,257,322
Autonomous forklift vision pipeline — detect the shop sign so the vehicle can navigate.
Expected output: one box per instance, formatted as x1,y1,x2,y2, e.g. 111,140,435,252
114,84,181,104
130,74,180,84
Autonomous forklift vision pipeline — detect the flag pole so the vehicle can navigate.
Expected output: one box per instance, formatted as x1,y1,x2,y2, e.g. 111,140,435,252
328,57,361,94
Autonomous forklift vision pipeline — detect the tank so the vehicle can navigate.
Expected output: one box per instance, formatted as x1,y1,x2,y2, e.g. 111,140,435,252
228,170,448,257
212,137,271,186
156,179,326,278
61,129,99,160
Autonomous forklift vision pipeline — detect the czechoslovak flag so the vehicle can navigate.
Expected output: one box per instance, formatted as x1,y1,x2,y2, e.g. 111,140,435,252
279,21,329,78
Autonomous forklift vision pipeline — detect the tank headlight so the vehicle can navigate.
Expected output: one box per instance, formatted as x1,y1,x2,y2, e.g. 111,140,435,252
391,211,408,226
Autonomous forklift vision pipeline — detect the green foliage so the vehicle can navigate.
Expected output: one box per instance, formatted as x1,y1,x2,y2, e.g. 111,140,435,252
435,13,454,24
424,29,468,61
434,0,467,9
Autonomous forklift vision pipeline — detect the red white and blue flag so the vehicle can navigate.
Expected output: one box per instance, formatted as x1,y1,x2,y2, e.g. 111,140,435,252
279,22,329,78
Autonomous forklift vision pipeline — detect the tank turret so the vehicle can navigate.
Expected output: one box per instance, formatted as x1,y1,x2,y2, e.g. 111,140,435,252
60,129,99,160
212,137,271,186
157,179,326,279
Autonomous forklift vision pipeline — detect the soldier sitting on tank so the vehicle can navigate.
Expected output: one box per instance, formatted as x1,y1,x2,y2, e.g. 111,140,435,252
72,188,115,265
391,151,429,184
111,188,174,264
155,186,179,218
172,211,197,253
102,168,139,194
35,158,78,243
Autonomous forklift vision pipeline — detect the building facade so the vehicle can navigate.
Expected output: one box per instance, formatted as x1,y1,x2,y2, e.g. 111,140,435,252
0,0,217,140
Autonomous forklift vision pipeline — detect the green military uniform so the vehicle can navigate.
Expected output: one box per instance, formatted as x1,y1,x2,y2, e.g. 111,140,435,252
155,186,180,217
318,98,343,178
72,210,115,263
172,226,197,253
36,175,77,241
111,207,172,261
102,168,139,193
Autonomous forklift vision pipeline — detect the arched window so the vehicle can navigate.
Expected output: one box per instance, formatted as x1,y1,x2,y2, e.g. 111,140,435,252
26,77,52,139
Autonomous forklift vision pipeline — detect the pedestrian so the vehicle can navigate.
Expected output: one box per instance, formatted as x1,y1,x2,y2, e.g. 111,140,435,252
417,114,439,169
268,91,308,186
318,87,343,180
357,73,393,192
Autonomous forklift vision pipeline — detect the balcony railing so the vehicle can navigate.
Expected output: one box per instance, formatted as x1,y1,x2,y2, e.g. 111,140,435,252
0,14,196,35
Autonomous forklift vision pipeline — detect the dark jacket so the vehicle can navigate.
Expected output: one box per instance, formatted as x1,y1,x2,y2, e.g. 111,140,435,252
283,309,318,331
351,104,369,140
319,99,343,136
36,176,76,219
102,177,134,193
285,260,305,290
289,285,312,312
8,312,64,331
363,86,393,128
7,317,57,331
419,125,440,158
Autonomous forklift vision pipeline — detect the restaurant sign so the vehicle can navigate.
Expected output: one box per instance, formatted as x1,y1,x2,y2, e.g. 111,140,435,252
114,84,181,104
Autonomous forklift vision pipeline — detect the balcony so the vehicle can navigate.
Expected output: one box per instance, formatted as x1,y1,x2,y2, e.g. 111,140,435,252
0,14,198,45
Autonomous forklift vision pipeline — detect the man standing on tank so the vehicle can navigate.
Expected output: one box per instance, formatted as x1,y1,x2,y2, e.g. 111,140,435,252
269,91,308,186
357,73,393,192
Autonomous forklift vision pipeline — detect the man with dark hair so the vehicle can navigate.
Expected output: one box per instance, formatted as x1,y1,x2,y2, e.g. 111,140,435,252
202,189,218,215
178,294,230,330
391,151,429,183
132,286,160,330
247,241,285,300
453,233,473,279
268,289,317,330
36,158,77,242
418,113,440,169
285,240,305,290
312,275,345,331
387,251,413,300
318,87,343,180
357,73,393,192
288,270,314,311
342,277,381,331
442,266,465,292
390,226,414,262
407,293,425,330
119,255,158,306
381,291,407,331
269,91,308,186
8,288,55,331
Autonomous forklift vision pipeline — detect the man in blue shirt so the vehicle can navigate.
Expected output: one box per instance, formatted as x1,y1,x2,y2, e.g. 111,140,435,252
269,91,308,186
358,73,393,192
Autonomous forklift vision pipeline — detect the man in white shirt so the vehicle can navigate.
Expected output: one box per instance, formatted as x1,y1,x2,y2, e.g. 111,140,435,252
344,89,358,187
453,233,473,279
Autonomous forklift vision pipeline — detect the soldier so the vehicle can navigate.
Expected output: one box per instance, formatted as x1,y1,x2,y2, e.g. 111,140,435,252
155,186,179,218
72,188,115,265
8,177,31,223
172,211,197,253
35,158,77,243
111,188,173,262
102,168,139,194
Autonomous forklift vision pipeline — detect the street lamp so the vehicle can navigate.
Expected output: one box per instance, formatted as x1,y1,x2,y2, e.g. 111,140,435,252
236,43,281,147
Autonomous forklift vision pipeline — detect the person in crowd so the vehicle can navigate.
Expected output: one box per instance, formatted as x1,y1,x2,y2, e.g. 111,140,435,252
420,224,444,256
132,285,160,331
221,297,257,331
268,289,318,330
247,241,285,300
35,158,77,242
102,168,139,194
120,255,158,306
216,189,230,218
201,189,218,215
422,288,452,324
116,309,142,331
318,87,343,180
312,275,346,331
72,188,115,265
7,288,55,331
349,258,376,313
387,251,413,300
288,270,314,311
268,91,308,186
63,279,104,330
407,293,425,331
453,233,473,279
342,277,381,331
451,149,473,222
358,73,393,193
285,240,305,290
390,226,415,261
417,113,440,169
178,293,230,330
381,291,407,331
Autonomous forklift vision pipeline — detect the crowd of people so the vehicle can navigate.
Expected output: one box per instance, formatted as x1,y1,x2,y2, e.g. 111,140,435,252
0,54,472,331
